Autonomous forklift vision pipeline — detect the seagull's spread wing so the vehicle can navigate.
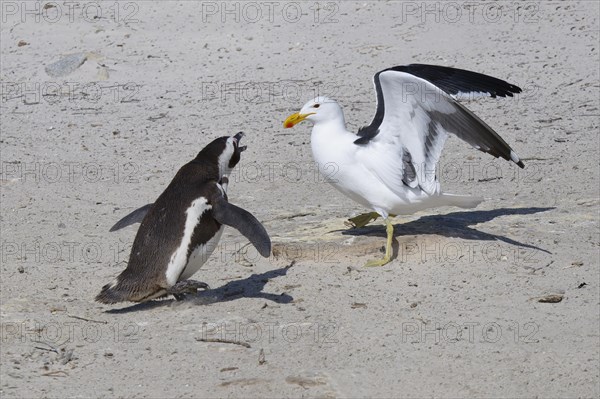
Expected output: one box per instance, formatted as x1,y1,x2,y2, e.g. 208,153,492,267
355,64,524,196
386,63,522,100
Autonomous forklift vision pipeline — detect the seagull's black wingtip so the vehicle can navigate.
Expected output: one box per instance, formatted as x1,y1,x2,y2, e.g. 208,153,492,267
512,85,523,94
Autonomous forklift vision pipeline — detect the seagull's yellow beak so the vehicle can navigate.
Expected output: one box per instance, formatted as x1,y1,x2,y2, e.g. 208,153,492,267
283,112,314,128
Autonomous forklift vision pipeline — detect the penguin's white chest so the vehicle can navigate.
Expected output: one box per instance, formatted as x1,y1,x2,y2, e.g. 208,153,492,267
178,226,224,281
165,198,214,286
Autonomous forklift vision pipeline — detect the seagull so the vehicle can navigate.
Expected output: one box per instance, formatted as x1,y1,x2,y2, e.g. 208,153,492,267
283,64,525,267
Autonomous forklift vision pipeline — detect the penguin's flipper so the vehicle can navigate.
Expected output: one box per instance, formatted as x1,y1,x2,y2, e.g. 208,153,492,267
109,203,153,232
212,197,271,257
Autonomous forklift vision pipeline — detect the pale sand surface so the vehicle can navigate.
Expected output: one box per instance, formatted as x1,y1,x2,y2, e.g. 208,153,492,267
1,1,599,398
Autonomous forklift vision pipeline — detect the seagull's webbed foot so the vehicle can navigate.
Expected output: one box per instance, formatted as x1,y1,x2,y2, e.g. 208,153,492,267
167,280,210,300
364,218,394,267
345,212,380,228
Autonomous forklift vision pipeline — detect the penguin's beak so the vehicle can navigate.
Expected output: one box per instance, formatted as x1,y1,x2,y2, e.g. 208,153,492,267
283,112,314,128
233,132,247,152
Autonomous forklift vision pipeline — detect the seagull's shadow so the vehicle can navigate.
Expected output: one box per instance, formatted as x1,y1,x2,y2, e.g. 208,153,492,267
104,263,295,314
342,207,554,254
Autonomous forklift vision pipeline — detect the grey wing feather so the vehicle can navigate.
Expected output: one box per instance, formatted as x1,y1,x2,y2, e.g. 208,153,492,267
441,101,525,168
109,203,153,232
212,197,271,257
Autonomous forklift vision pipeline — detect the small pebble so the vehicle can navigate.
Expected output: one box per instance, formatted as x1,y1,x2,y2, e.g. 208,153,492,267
538,294,563,303
571,261,584,267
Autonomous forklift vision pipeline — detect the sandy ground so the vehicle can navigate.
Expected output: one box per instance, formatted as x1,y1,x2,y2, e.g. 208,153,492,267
1,1,599,398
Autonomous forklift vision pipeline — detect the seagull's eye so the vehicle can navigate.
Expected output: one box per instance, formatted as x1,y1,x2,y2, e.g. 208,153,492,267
313,104,320,108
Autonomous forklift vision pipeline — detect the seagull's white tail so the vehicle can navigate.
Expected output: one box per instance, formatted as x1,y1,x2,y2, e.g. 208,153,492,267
438,193,484,208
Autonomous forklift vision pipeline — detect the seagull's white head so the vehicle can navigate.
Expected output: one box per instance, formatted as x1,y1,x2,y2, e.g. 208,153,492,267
283,96,344,128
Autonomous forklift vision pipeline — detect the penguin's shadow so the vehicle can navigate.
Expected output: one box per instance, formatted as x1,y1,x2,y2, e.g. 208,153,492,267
342,207,554,254
104,263,294,314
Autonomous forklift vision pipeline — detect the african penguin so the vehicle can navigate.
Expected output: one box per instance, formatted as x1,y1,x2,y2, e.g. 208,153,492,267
96,132,271,304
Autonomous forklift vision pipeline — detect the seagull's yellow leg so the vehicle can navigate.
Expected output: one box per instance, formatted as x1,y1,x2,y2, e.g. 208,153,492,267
345,212,380,228
364,218,394,267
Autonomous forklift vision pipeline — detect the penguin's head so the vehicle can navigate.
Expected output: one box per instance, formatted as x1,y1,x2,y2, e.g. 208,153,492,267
220,131,246,176
195,132,246,178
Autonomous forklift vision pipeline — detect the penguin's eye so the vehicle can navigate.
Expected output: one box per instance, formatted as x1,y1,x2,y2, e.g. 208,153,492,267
313,104,320,108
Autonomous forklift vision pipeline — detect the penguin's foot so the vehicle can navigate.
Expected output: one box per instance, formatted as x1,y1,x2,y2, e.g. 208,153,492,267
345,212,380,228
364,218,394,267
167,280,210,300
